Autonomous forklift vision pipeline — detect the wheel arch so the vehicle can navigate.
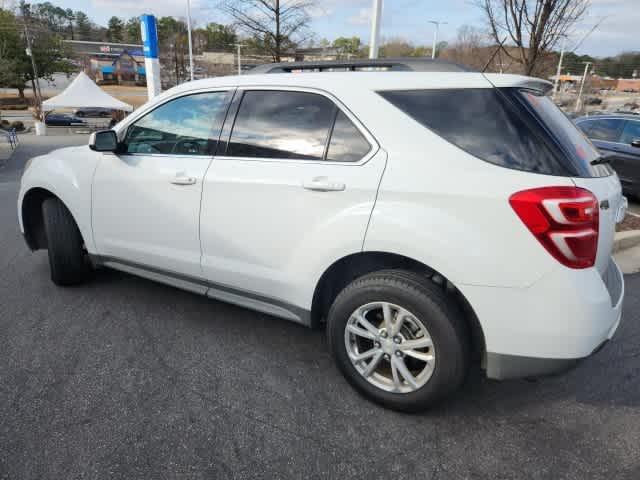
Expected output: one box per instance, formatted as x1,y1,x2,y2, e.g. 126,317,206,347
310,251,486,359
21,187,84,251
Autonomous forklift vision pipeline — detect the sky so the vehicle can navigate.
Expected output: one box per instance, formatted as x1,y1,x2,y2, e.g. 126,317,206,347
17,0,640,58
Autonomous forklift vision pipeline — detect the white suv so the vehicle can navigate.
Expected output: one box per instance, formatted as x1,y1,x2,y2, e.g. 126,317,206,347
18,67,625,411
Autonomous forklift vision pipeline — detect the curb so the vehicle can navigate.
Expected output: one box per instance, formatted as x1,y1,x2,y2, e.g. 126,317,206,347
613,230,640,253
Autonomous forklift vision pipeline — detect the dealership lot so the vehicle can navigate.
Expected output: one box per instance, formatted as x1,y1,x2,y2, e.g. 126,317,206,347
1,136,639,479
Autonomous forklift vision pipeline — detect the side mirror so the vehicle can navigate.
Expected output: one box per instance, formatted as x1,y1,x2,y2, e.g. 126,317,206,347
630,139,640,148
89,130,118,152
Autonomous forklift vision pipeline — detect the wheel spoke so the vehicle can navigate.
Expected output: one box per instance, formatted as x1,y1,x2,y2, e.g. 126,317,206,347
353,313,379,336
388,309,406,337
399,337,432,350
381,303,393,332
349,347,382,362
346,324,376,340
362,351,384,377
394,357,419,389
390,356,402,391
404,350,434,363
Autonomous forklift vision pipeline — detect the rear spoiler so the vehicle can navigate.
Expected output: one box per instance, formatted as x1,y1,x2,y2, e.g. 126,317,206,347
483,74,553,95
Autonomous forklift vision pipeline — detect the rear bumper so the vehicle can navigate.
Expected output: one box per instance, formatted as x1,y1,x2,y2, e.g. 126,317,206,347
485,310,620,380
459,257,624,380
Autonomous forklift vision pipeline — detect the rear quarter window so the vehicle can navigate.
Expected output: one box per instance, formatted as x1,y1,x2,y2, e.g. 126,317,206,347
378,88,609,178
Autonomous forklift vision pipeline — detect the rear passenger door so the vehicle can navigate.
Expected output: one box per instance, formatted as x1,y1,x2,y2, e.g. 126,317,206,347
200,88,386,310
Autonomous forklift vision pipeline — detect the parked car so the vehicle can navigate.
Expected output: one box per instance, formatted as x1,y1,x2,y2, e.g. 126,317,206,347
575,114,640,197
44,114,86,126
74,107,113,118
19,60,626,411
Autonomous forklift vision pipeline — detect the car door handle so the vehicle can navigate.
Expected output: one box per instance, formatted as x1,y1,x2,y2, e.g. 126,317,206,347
302,177,346,192
170,175,197,185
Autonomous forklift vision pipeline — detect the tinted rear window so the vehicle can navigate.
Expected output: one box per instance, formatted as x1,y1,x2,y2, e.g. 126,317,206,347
378,88,609,177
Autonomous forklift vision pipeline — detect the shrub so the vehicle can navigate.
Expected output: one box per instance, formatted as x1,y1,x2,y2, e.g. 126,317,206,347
9,121,25,131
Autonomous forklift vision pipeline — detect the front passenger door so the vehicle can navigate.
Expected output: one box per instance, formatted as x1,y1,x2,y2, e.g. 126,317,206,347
614,120,640,195
92,90,232,278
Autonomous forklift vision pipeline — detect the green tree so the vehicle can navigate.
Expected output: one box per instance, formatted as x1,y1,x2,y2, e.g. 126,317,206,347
124,16,141,44
32,1,69,34
0,9,29,98
157,16,189,85
74,11,91,40
64,8,75,39
107,16,124,42
0,7,72,101
332,36,360,57
379,38,413,58
410,46,430,57
204,23,236,50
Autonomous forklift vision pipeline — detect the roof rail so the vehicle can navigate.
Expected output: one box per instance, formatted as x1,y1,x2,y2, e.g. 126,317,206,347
247,57,473,74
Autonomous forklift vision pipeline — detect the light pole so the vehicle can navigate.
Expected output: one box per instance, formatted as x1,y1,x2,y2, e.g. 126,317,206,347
552,35,567,102
428,20,447,59
186,0,194,81
575,61,592,113
234,43,246,75
369,0,383,59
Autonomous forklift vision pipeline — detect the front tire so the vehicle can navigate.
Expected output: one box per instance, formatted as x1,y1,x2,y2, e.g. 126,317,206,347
327,270,469,412
42,197,91,286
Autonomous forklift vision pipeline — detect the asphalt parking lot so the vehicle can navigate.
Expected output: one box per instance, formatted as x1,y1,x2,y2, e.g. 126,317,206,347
1,135,639,479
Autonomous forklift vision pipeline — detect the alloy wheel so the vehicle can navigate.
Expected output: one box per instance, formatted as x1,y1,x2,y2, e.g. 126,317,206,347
344,301,436,393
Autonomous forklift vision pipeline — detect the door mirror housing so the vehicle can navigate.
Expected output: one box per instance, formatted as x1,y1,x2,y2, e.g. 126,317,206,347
89,130,118,152
630,138,640,148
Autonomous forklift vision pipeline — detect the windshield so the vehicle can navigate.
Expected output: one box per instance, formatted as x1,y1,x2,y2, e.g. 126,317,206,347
510,89,613,178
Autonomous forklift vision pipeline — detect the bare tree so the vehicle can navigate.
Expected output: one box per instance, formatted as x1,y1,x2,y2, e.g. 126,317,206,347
442,25,489,70
479,0,589,75
222,0,314,62
456,25,487,51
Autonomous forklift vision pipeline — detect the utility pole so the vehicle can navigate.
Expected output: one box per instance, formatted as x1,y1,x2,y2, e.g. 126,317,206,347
21,8,42,117
552,35,567,102
575,61,592,113
234,43,246,75
428,20,447,59
186,0,194,81
369,0,382,59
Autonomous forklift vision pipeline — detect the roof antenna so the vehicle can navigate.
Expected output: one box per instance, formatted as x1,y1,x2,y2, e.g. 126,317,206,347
482,37,507,73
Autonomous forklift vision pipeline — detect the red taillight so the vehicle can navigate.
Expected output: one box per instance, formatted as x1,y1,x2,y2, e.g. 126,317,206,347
509,186,599,269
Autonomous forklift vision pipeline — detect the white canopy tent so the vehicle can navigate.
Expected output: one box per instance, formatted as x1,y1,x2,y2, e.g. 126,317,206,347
42,72,133,112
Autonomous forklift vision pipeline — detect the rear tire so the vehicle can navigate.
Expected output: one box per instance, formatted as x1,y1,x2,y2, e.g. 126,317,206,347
327,270,469,412
42,197,90,286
